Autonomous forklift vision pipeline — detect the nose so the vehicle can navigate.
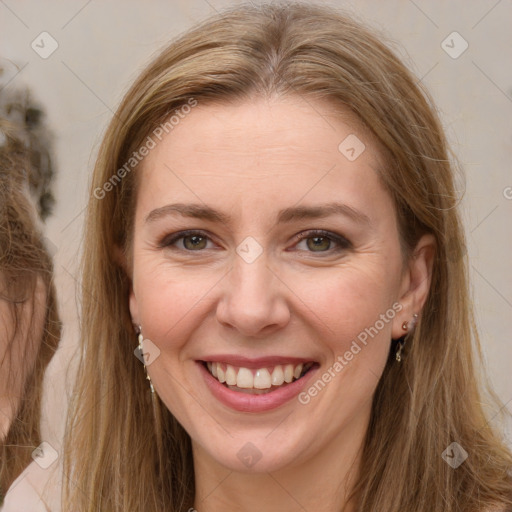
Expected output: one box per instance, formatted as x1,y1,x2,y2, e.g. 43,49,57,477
215,255,291,338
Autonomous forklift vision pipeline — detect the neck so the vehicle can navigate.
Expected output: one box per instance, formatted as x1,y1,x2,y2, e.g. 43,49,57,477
192,407,369,512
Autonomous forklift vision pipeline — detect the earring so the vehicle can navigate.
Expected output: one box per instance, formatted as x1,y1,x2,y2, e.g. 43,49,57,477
395,339,405,362
138,326,155,393
396,313,418,362
401,313,418,333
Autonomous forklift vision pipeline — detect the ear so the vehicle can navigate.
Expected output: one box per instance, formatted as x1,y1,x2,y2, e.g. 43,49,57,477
129,286,139,328
392,233,436,339
113,244,139,327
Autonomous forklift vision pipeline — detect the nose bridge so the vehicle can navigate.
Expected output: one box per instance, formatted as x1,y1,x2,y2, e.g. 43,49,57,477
230,232,275,299
216,248,290,336
233,253,272,300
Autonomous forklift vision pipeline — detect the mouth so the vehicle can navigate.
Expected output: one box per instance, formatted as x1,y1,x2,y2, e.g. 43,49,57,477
201,361,317,395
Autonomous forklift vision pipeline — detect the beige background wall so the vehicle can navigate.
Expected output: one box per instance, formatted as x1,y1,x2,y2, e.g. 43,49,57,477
1,0,511,456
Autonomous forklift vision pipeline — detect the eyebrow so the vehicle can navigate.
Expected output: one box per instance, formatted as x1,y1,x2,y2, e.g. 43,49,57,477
145,201,371,226
145,203,230,224
277,203,371,226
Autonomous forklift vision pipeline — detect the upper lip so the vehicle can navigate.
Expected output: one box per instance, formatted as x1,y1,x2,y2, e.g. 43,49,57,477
199,355,316,369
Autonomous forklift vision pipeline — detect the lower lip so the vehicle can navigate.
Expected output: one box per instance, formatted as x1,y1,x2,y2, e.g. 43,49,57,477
198,362,319,413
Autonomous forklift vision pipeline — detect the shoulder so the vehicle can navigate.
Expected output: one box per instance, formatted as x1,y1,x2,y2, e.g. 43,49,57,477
1,460,61,512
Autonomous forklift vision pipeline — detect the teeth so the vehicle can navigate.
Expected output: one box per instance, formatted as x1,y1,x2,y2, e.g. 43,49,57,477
271,365,284,386
283,364,294,383
225,365,237,386
207,362,311,390
236,367,253,388
254,368,271,389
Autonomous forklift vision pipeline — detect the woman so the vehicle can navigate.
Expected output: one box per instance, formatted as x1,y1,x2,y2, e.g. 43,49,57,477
0,101,61,505
64,3,512,511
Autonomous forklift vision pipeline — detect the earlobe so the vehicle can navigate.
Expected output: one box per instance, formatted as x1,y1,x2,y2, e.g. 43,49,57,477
392,233,436,339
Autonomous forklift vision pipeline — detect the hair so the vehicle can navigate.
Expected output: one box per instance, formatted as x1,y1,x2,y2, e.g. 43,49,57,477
64,2,512,511
0,113,61,500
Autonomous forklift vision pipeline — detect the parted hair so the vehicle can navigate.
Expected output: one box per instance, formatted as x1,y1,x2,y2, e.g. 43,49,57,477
64,2,512,511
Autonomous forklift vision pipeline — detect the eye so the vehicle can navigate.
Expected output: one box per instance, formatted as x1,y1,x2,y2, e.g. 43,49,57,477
291,230,351,254
302,236,331,252
159,230,216,251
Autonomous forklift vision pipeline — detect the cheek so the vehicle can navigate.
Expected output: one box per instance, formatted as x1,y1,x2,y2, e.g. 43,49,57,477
299,271,395,419
133,260,219,349
297,267,397,346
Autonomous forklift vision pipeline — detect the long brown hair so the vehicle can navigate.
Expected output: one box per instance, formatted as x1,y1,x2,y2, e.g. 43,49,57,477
64,3,512,510
0,117,61,499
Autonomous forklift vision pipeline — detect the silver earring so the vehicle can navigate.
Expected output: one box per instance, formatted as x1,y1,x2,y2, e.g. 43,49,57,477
138,326,155,393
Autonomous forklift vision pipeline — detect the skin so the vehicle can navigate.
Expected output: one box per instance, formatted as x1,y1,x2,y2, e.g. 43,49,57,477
0,275,46,439
128,96,435,512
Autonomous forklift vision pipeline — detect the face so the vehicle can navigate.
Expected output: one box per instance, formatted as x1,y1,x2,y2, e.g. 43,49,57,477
128,96,426,473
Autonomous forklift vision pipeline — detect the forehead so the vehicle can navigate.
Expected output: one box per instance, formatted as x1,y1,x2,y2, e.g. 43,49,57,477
136,96,392,224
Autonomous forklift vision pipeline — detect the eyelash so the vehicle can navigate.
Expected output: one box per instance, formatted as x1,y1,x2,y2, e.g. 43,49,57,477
159,230,217,251
159,229,351,255
291,229,351,254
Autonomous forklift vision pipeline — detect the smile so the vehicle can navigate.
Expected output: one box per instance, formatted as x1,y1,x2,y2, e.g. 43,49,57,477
202,361,316,395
